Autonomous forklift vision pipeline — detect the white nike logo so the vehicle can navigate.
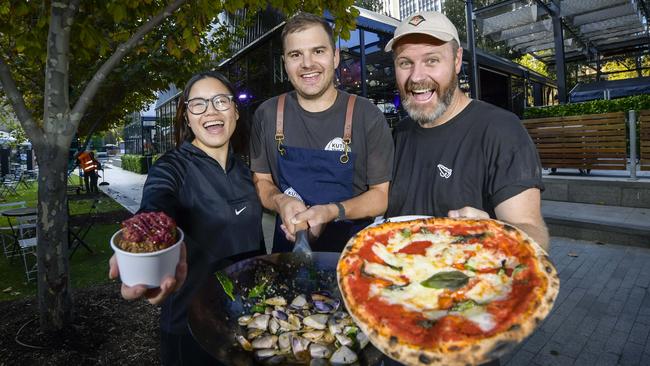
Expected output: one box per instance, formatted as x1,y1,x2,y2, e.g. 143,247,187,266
235,207,247,215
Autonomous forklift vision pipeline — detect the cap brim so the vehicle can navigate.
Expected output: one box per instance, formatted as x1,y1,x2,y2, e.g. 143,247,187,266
384,31,456,52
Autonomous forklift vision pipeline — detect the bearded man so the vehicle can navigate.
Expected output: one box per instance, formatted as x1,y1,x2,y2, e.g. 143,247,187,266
385,11,549,252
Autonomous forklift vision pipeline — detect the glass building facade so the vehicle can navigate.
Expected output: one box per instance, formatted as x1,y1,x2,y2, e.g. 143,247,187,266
153,7,556,155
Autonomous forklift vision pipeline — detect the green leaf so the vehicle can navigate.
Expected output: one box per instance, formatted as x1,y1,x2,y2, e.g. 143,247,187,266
250,304,265,313
450,300,478,312
215,271,235,301
247,280,268,299
464,263,476,272
512,264,528,277
421,271,469,290
401,228,412,238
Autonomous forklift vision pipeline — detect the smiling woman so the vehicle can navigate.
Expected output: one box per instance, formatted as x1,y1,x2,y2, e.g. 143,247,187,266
109,71,266,365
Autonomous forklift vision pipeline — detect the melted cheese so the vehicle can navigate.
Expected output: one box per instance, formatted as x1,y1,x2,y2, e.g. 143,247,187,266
365,227,517,332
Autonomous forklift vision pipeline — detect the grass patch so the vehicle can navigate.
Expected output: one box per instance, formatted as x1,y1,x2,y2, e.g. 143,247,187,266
0,179,130,301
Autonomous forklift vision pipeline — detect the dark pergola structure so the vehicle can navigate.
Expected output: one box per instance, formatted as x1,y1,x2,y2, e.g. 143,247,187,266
466,0,650,103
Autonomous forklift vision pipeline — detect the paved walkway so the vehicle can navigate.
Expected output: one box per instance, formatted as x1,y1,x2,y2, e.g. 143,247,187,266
100,158,650,366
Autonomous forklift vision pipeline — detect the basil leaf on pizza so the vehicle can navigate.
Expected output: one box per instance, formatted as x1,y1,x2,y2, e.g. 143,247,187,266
421,271,469,289
337,217,559,366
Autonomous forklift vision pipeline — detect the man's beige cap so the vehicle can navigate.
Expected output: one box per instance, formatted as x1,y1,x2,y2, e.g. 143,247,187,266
385,11,460,52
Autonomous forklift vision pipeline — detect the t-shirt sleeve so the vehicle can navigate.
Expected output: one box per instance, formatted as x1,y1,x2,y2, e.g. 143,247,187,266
138,158,181,221
249,106,270,174
364,106,394,186
486,117,544,207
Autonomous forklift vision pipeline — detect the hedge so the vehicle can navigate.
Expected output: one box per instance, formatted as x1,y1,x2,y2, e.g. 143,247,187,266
524,94,650,119
120,154,149,174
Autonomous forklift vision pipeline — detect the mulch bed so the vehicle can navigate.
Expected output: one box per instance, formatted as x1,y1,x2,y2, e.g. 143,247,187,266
0,282,160,365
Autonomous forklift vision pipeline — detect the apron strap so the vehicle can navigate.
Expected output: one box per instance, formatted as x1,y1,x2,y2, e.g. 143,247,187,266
275,94,286,155
341,95,356,164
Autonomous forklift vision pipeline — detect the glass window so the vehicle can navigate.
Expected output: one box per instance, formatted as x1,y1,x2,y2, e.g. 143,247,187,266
363,28,399,127
337,29,362,95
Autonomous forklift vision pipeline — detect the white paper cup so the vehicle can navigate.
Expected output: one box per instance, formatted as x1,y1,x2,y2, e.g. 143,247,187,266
110,227,184,288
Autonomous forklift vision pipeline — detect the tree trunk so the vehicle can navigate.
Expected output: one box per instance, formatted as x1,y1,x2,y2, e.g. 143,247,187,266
36,143,73,332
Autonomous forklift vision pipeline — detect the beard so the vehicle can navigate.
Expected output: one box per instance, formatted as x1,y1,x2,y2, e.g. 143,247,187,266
402,72,458,127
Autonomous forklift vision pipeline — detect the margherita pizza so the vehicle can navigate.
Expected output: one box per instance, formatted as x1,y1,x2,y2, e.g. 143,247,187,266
337,217,559,366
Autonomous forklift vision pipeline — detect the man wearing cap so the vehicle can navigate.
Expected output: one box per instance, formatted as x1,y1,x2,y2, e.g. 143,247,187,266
385,10,549,252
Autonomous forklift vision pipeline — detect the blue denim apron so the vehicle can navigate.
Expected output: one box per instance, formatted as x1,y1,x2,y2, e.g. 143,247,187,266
272,93,372,253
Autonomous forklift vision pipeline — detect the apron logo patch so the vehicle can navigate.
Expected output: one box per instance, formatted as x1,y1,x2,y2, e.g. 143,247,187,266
437,164,452,179
283,187,304,202
324,137,347,152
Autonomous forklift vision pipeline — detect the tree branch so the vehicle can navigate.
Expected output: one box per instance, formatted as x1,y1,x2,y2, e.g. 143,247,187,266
0,55,45,147
71,0,187,125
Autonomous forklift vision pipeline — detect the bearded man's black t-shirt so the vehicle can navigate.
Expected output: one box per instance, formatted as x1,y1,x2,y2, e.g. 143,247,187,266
387,100,544,218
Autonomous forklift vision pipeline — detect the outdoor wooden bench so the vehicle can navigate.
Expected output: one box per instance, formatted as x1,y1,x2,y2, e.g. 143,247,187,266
523,112,627,171
640,109,650,171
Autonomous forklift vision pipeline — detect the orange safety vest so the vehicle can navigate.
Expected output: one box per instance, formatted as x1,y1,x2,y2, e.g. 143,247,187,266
77,151,97,173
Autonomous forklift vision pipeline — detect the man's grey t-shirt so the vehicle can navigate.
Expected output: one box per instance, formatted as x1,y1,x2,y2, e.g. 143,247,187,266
250,90,394,195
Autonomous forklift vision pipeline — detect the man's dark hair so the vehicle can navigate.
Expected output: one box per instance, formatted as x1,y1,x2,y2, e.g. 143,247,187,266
281,12,335,52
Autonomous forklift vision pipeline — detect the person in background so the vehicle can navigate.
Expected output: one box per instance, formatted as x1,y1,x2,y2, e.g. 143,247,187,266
109,70,264,365
250,12,394,253
76,150,100,194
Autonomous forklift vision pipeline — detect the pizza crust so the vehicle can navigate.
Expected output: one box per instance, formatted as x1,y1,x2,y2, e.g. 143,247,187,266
338,217,560,366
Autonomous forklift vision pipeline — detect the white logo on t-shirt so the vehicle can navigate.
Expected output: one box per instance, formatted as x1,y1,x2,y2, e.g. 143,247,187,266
324,137,348,152
283,187,304,201
437,164,452,179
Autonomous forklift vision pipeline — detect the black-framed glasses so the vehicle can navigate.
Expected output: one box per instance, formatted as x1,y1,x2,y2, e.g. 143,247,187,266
185,94,234,115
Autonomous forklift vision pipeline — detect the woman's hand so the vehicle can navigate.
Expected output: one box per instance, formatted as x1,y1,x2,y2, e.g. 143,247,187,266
109,243,188,305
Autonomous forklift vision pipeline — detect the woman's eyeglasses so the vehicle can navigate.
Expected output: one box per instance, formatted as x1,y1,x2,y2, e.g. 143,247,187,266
185,94,234,115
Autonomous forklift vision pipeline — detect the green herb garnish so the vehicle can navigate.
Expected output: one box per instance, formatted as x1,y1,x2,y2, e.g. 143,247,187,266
421,271,469,290
512,264,528,276
498,268,506,276
215,271,235,301
247,280,268,299
450,300,478,312
419,227,431,234
464,263,477,272
250,304,265,313
345,326,359,337
401,228,412,238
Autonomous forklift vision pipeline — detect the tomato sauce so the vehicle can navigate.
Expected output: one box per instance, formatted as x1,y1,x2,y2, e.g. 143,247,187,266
397,240,432,255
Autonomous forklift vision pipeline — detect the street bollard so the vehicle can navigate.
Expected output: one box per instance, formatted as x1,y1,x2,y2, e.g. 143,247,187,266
628,110,637,180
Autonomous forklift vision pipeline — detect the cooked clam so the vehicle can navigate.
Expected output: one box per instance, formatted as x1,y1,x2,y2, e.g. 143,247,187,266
265,296,287,306
301,330,325,342
272,310,288,321
237,292,368,364
236,335,253,351
247,328,265,340
311,291,340,313
254,348,277,359
335,333,354,347
252,335,278,349
356,331,369,349
268,317,280,335
303,314,328,330
290,294,308,309
309,343,333,359
238,314,252,326
291,336,311,362
278,332,292,351
329,345,358,364
248,314,271,330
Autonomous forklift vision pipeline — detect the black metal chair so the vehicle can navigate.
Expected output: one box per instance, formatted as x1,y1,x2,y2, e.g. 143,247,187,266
68,197,98,258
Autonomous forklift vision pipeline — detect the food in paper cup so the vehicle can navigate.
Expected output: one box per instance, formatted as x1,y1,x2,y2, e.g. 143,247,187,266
110,211,183,288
